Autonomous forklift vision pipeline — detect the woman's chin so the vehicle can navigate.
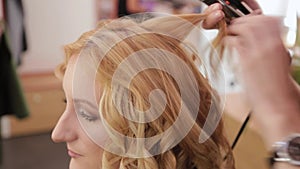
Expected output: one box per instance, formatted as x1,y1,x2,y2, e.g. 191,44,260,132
69,158,101,169
69,158,84,169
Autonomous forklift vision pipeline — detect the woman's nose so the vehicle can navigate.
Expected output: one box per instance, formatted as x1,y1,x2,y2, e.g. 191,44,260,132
51,109,78,143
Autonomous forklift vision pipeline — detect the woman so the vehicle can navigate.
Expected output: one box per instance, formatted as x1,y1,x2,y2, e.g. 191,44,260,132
51,13,234,169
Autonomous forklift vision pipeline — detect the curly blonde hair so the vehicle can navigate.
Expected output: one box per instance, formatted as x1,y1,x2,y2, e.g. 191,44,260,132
57,13,234,169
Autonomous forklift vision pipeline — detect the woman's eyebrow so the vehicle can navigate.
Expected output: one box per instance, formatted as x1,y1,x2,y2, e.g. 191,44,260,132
73,98,98,110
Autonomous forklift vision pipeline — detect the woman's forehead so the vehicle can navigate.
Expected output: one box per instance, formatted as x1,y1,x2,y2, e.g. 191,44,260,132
62,55,78,92
64,54,101,104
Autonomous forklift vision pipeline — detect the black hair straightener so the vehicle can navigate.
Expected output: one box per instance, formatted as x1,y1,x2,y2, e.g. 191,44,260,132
201,0,252,22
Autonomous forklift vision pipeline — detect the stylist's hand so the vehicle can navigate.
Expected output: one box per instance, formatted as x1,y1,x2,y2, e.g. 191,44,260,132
202,0,261,29
225,15,300,147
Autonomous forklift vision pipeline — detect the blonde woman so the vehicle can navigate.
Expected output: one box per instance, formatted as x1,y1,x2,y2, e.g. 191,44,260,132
51,11,234,169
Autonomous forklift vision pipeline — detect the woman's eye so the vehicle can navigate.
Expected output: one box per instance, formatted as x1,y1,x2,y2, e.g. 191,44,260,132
78,109,99,122
63,98,67,103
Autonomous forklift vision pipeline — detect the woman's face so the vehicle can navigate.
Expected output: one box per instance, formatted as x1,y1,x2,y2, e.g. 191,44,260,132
51,54,106,169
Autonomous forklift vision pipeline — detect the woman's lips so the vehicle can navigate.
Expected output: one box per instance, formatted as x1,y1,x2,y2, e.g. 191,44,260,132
68,149,82,158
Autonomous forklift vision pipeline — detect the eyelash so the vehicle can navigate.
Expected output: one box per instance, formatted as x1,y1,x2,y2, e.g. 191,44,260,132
63,98,98,122
78,109,98,122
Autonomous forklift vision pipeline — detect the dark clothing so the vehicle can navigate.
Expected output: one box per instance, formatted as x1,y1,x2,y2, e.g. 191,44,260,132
0,0,29,166
118,0,131,17
0,34,29,118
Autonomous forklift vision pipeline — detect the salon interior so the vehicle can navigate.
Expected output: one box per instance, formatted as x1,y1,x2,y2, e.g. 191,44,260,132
0,0,300,169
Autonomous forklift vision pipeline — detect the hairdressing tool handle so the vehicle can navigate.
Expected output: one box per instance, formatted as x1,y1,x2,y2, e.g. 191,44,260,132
201,0,251,21
226,0,251,15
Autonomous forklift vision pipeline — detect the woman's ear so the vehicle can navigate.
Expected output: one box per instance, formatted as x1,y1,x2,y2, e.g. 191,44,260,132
141,14,207,41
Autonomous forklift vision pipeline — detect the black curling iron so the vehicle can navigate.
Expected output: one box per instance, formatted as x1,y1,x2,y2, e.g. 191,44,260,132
201,0,252,21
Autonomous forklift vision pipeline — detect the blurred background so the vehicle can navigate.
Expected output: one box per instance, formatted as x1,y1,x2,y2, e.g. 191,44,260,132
0,0,299,169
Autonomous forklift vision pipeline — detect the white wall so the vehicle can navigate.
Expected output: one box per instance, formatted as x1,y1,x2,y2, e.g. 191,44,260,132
17,0,300,74
257,0,289,16
18,0,96,74
258,0,300,46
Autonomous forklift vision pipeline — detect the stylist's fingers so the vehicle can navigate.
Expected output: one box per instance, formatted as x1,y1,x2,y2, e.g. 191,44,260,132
202,10,224,29
252,9,263,15
227,22,247,36
202,3,224,29
230,16,283,37
223,36,243,53
230,10,261,25
203,3,222,14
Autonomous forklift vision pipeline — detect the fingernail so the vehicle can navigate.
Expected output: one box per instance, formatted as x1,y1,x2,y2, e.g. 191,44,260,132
212,3,221,10
253,9,262,15
214,11,224,19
